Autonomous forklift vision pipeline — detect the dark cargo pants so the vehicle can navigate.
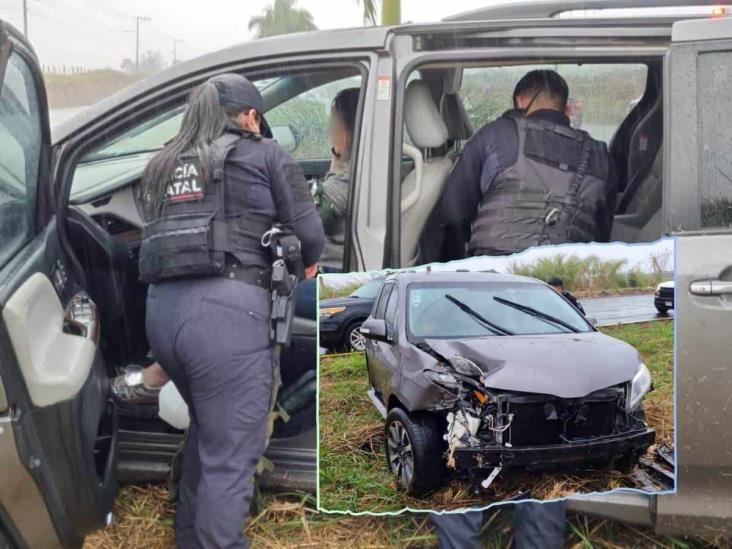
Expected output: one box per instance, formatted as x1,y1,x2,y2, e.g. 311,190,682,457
146,277,273,549
431,500,566,549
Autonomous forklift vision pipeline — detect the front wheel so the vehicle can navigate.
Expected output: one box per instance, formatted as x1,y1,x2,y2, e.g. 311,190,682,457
385,408,446,496
344,321,366,352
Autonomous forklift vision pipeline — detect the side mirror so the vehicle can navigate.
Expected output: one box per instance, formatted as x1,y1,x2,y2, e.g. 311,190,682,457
360,318,390,342
587,316,599,327
271,125,298,154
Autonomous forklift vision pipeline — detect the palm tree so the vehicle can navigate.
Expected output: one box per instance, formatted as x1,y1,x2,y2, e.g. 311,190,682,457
356,0,401,26
248,0,317,38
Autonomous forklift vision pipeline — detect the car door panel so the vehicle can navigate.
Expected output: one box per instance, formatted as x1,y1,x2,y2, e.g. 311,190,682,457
0,22,117,547
653,23,732,536
3,273,96,407
0,221,118,547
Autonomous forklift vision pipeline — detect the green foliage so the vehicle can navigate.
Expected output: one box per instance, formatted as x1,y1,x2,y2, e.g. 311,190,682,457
508,253,666,291
266,97,329,159
248,0,317,38
460,64,648,142
319,279,363,300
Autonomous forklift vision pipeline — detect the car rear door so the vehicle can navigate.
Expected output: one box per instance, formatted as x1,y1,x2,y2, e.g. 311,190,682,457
0,21,117,547
655,15,732,535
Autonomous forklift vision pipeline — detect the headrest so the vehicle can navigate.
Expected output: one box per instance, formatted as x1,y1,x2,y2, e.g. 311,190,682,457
405,80,449,149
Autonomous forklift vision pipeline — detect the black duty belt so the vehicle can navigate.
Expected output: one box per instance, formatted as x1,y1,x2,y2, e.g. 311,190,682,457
219,260,271,289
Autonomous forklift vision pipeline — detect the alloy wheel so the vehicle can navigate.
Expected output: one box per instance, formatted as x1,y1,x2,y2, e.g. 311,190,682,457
387,420,414,489
348,324,366,352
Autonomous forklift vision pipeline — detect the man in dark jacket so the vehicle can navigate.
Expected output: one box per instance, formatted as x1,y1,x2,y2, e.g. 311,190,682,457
440,69,617,260
548,276,586,314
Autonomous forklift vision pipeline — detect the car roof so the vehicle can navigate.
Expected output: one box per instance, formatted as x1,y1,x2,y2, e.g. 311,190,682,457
386,270,541,286
52,5,698,142
445,0,729,21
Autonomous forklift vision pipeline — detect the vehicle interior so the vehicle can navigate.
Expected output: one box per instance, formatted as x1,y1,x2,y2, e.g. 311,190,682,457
59,65,364,484
399,58,665,267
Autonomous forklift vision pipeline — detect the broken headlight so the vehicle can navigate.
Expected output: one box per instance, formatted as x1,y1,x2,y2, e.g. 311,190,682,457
424,369,460,390
628,362,652,411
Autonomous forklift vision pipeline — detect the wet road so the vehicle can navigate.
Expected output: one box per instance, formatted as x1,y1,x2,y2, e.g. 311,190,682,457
579,293,674,327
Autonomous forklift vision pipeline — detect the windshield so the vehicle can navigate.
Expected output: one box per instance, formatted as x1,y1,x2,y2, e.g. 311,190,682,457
77,77,282,166
407,281,592,339
350,279,383,299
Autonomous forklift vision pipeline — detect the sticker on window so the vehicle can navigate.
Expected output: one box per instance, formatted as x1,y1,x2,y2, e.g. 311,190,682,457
377,76,390,101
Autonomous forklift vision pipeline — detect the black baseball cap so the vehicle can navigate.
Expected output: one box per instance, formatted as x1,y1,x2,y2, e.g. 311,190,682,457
208,73,263,113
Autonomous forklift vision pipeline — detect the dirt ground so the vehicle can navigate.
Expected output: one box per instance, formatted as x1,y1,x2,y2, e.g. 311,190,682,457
318,321,674,514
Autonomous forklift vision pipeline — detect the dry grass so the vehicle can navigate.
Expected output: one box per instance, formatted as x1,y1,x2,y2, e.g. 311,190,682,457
83,485,730,548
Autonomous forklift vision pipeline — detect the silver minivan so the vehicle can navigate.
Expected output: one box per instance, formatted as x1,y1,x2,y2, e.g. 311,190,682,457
0,1,731,545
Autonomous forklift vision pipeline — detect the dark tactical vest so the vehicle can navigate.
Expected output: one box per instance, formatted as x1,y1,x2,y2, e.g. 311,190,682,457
469,112,609,256
139,132,272,284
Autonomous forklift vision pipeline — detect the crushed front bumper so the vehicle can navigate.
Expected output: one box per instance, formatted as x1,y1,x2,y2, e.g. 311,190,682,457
454,428,655,470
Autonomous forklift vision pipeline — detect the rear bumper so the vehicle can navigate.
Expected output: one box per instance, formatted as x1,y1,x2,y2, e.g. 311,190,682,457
454,428,655,470
654,296,674,309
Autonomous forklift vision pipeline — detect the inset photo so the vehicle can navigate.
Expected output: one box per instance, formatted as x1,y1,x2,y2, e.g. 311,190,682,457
318,240,675,513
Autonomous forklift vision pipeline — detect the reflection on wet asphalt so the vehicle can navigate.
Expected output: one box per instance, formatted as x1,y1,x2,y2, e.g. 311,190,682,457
580,293,674,327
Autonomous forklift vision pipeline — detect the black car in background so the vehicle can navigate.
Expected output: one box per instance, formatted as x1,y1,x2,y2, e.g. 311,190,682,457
319,278,384,352
655,281,674,313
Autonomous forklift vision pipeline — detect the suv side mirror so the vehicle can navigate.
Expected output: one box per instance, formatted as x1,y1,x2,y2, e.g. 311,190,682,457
360,318,390,342
271,125,298,154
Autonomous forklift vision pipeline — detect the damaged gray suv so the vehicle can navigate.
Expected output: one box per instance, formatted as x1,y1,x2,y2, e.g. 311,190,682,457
361,271,655,496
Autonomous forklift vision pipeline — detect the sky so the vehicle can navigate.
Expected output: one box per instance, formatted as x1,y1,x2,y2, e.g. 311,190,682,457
0,0,494,70
322,239,676,287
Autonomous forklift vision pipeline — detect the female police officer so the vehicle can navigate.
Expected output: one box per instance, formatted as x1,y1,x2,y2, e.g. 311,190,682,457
138,73,324,548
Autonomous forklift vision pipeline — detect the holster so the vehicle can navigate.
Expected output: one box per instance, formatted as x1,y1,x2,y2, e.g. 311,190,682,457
265,226,303,348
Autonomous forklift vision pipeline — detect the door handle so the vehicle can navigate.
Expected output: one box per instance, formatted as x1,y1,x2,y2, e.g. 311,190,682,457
689,279,732,296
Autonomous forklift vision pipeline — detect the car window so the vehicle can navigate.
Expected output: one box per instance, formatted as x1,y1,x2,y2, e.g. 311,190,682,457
0,51,42,269
406,281,592,339
384,287,399,338
373,283,393,319
697,51,732,229
266,75,361,160
461,64,648,144
350,279,383,299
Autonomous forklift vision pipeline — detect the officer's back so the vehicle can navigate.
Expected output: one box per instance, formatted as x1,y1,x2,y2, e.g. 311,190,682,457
440,69,616,258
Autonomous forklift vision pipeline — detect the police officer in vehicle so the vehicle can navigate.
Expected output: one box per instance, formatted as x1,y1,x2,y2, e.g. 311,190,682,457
138,73,324,548
440,69,616,259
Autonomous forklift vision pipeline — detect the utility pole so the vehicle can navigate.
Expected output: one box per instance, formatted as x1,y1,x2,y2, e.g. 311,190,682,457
134,15,151,72
172,38,184,64
22,0,27,37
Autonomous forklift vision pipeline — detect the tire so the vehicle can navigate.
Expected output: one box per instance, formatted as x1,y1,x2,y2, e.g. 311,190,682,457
655,304,669,314
384,408,447,496
343,321,366,352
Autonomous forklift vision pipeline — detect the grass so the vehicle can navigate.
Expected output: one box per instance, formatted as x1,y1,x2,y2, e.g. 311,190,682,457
318,320,674,514
83,485,728,548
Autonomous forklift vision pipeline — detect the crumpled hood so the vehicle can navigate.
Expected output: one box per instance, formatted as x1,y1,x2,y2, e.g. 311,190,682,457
424,332,641,399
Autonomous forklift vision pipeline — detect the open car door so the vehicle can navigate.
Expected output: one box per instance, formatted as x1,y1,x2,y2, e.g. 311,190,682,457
0,21,117,548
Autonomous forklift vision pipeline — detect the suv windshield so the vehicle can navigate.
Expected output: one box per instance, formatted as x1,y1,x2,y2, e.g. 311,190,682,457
350,279,383,299
407,281,592,339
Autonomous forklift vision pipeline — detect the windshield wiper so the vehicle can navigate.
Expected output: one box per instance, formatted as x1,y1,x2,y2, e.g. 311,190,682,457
445,294,513,336
492,296,580,333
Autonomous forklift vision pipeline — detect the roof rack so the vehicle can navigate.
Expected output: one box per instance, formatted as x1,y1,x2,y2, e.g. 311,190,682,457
445,0,729,21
